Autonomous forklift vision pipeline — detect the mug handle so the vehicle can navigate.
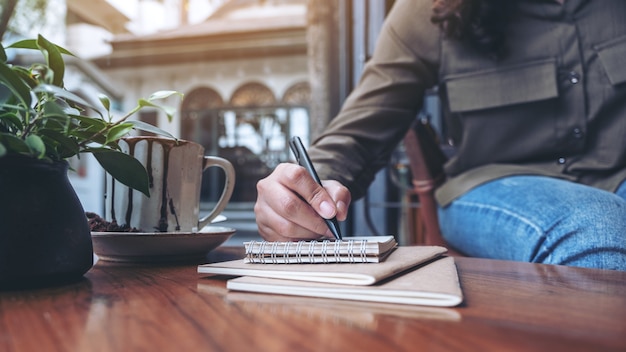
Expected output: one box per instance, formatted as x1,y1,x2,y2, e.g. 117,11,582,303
197,156,235,229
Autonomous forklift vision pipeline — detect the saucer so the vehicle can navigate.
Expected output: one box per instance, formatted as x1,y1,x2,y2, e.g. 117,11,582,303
91,226,236,263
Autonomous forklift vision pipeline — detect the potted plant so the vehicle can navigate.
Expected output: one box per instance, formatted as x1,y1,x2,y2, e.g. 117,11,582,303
0,34,180,289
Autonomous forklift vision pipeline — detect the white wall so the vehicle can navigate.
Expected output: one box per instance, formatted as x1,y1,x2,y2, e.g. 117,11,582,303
66,23,113,59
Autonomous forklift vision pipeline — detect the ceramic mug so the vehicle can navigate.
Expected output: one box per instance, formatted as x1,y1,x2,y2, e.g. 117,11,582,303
104,137,235,232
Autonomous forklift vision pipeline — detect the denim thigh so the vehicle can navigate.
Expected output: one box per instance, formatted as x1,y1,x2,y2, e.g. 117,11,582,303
438,176,626,270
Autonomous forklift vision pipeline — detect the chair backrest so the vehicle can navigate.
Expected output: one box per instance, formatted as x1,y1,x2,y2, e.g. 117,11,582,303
403,119,460,252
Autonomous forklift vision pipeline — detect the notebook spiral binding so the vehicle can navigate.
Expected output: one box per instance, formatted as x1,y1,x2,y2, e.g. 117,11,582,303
245,240,371,264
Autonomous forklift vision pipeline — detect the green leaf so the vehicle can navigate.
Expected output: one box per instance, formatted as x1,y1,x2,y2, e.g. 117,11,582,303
161,106,177,121
147,90,183,101
105,122,134,143
0,112,24,131
0,45,6,63
42,118,67,131
138,99,177,122
25,134,46,158
54,97,82,116
40,131,79,158
92,149,150,197
138,99,161,109
33,84,100,114
36,35,65,87
42,100,69,119
11,66,38,88
70,129,108,145
128,120,176,139
98,94,111,112
0,134,31,155
6,39,39,50
0,142,6,156
72,114,107,129
31,63,55,85
0,61,32,107
8,38,74,55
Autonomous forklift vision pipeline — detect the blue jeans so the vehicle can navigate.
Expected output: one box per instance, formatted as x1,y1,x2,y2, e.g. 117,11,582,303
438,176,626,271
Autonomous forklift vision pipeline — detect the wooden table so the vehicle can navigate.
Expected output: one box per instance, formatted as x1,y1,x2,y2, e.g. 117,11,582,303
1,246,624,352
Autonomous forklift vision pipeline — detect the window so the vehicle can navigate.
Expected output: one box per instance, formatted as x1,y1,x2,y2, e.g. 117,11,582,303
181,81,310,207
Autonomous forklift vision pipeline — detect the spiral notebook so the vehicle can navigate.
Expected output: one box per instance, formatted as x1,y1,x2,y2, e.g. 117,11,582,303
197,246,462,306
243,235,397,264
198,246,447,285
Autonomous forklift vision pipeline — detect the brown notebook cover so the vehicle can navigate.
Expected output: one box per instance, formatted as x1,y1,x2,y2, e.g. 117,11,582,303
198,246,447,285
226,256,462,307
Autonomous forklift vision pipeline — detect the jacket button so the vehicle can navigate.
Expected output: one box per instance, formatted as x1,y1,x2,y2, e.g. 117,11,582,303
572,127,584,139
569,71,580,84
558,157,566,164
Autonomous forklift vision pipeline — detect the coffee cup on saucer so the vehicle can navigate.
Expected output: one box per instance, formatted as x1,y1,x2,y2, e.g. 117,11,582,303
103,136,235,233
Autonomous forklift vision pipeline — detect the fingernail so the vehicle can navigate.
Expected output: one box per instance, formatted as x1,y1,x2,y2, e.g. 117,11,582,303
319,201,335,218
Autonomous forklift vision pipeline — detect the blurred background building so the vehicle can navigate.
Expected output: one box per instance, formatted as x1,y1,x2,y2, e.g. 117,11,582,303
2,0,430,243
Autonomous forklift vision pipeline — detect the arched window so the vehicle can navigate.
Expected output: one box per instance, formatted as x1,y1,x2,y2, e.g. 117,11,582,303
282,81,311,147
181,82,310,206
230,82,276,107
282,81,310,105
181,87,224,151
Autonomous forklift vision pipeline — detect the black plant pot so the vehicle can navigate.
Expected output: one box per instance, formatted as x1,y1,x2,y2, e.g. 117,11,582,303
0,156,93,289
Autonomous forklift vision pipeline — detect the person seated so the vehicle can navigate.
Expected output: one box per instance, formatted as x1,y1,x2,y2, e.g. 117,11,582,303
254,0,626,271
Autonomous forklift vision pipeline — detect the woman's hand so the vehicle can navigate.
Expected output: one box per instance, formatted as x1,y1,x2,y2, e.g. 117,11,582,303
254,163,351,241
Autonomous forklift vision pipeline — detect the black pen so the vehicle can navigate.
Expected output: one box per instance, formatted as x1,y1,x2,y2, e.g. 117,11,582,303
289,136,343,240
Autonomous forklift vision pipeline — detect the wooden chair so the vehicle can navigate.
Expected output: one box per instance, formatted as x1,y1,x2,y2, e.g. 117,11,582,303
403,118,464,255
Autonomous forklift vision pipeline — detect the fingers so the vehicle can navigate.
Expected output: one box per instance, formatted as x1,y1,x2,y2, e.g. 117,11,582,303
254,163,351,241
321,180,351,221
254,201,327,241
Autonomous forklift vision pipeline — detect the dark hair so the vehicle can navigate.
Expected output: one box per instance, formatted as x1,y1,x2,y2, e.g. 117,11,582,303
430,0,517,59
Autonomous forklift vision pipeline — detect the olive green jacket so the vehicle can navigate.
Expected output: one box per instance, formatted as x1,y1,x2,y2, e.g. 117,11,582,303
309,0,626,206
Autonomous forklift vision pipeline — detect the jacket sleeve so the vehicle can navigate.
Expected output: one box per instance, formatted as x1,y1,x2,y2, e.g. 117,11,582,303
308,0,441,199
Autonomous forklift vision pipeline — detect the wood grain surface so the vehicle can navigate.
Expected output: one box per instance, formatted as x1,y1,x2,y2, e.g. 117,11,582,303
0,246,624,352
